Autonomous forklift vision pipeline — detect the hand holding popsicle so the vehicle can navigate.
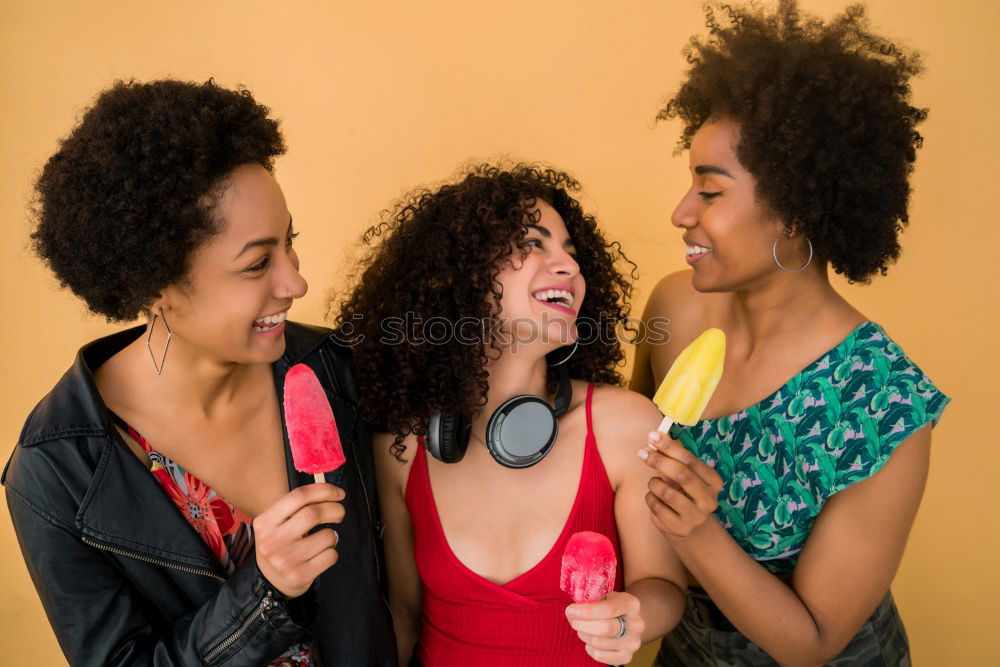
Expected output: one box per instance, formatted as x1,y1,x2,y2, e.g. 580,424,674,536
642,328,726,539
253,483,345,598
561,532,643,663
249,364,349,598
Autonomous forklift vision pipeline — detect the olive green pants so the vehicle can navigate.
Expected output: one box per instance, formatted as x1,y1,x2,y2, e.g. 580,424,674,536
656,589,910,666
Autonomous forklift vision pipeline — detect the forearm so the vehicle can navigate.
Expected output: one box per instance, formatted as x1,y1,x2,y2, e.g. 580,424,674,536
391,605,420,667
670,519,837,665
625,577,686,643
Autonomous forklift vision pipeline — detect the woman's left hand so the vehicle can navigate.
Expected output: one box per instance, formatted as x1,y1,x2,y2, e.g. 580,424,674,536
565,591,645,665
640,430,724,539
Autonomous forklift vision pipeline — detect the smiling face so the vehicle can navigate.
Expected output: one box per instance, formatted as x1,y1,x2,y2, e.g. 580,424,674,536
493,199,586,353
152,163,308,367
672,118,789,292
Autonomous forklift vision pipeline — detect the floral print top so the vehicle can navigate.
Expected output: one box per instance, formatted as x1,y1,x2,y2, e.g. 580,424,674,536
116,418,316,666
668,321,950,574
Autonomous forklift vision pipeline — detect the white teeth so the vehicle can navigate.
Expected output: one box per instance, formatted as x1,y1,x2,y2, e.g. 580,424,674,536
533,289,574,308
686,245,711,256
254,310,288,329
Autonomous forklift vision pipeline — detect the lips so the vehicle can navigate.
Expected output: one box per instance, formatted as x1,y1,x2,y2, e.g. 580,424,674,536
684,238,712,266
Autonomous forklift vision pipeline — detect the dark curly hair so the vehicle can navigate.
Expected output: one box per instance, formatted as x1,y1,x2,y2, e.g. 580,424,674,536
659,0,926,282
332,163,637,459
31,79,286,321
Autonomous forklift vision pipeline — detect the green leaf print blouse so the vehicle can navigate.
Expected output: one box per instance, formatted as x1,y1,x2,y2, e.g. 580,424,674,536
668,321,950,574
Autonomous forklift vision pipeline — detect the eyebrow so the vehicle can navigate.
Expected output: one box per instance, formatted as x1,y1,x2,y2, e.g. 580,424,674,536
233,217,294,260
694,165,735,179
526,224,576,250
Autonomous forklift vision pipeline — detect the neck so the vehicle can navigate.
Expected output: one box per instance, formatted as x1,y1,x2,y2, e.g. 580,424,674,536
124,330,266,419
727,263,845,352
472,349,552,441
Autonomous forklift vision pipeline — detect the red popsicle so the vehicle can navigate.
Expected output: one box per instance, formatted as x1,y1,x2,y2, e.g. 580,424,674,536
283,363,346,483
560,531,617,604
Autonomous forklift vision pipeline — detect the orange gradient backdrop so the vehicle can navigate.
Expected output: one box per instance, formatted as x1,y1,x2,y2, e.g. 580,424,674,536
1,1,995,664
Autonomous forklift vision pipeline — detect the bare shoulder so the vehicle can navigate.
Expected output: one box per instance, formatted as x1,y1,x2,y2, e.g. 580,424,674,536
371,431,421,497
588,385,662,468
590,384,660,421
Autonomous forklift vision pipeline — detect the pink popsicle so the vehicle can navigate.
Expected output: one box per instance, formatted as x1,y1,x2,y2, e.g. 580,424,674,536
560,531,617,604
283,363,346,482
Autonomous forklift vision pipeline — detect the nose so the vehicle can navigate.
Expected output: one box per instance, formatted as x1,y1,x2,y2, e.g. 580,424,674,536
671,188,699,229
548,245,580,278
276,254,309,301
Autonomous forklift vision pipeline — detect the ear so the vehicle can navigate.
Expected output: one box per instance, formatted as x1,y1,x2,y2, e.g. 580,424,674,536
146,290,173,320
784,220,807,239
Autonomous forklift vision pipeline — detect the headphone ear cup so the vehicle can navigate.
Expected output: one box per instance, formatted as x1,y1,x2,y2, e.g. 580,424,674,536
427,412,471,464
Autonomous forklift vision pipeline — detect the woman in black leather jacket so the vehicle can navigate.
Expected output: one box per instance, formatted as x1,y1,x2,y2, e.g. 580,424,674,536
3,80,395,666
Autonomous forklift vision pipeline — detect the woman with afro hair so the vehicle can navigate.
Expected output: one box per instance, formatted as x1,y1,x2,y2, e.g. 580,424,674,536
3,80,394,666
334,163,688,665
631,1,949,664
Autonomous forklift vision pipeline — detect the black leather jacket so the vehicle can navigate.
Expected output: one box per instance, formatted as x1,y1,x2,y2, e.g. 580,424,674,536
3,322,396,666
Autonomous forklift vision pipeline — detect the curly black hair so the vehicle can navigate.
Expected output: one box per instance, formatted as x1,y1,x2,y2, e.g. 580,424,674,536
31,79,286,321
659,0,926,282
332,163,637,459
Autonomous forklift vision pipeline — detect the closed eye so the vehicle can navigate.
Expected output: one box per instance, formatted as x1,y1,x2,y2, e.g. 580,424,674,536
247,231,299,273
246,256,270,272
698,191,723,201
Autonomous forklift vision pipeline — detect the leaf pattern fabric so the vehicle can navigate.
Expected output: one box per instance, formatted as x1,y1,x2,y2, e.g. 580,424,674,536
669,322,949,574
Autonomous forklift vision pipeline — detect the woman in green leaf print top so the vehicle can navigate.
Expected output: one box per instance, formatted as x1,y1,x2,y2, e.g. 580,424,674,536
630,2,949,665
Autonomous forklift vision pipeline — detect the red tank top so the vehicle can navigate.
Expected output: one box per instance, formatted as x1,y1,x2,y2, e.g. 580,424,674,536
405,383,623,666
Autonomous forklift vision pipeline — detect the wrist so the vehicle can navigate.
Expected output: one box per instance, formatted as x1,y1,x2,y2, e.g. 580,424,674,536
667,514,723,551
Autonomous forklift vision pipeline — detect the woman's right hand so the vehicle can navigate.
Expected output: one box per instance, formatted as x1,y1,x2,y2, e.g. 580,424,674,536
252,483,345,598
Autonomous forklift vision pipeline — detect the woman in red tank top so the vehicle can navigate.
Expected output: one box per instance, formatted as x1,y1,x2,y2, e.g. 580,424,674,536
335,164,689,665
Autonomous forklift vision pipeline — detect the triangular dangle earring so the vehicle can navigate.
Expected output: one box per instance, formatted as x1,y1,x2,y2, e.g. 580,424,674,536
146,309,173,375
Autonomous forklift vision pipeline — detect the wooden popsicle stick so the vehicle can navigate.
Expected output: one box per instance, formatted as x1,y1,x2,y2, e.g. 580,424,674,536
313,472,325,484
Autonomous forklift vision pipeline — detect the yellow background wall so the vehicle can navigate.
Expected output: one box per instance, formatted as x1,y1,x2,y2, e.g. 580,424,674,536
1,1,995,664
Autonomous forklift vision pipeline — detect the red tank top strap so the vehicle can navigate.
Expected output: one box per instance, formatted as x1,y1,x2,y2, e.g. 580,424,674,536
406,435,431,507
585,382,595,443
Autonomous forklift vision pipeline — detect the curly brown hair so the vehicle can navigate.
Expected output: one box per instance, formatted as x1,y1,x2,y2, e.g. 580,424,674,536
659,0,926,282
332,163,637,459
31,79,285,321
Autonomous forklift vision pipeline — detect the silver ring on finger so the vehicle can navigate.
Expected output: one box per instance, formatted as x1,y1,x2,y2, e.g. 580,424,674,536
613,614,628,639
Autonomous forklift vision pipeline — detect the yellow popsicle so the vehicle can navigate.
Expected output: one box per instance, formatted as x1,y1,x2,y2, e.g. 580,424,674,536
653,328,726,431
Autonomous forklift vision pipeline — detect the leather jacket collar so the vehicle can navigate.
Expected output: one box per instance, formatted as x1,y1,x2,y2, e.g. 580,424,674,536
10,322,339,572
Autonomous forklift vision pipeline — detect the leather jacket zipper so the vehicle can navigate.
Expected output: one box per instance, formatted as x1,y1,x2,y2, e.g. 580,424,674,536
318,349,381,577
202,590,274,663
82,536,225,581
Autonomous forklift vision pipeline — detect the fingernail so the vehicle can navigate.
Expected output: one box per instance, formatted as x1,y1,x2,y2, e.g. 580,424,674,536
637,448,650,460
565,606,579,618
649,431,662,442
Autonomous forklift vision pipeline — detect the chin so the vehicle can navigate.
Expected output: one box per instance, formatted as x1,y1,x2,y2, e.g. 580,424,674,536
239,332,287,365
542,319,577,347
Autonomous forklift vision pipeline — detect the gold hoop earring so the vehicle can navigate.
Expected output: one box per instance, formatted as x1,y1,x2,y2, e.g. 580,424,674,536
146,310,173,375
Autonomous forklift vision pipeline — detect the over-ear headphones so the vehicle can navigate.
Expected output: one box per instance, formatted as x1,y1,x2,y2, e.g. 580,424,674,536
425,349,574,469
